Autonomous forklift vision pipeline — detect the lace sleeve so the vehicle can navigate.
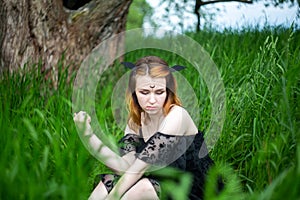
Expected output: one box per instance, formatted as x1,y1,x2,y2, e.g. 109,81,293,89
136,132,194,166
118,134,142,156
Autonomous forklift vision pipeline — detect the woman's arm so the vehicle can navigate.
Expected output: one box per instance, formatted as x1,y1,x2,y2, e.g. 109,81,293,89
74,111,131,174
105,159,149,200
86,134,131,174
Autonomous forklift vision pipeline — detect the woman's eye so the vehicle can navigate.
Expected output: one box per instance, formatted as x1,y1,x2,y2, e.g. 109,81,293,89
156,90,165,95
139,91,149,95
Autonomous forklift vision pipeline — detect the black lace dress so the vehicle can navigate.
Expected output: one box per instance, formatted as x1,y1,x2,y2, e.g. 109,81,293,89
96,131,221,200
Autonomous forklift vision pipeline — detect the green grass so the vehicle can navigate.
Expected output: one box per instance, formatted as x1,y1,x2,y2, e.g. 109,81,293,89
0,26,299,199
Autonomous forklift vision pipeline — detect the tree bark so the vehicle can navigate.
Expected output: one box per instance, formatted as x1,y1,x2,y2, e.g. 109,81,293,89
0,0,132,79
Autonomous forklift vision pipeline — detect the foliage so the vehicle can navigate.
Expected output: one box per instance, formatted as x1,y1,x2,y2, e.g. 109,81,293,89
126,0,156,29
188,26,300,198
0,26,299,199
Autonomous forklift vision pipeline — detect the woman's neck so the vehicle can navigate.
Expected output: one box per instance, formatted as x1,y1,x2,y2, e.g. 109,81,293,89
147,109,164,124
141,109,165,141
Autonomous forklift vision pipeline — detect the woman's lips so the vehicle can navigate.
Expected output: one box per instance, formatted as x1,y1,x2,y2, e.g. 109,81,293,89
146,106,157,110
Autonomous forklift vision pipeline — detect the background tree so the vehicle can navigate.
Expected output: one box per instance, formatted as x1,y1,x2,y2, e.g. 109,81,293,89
154,0,299,31
0,0,132,79
194,0,252,31
126,0,156,30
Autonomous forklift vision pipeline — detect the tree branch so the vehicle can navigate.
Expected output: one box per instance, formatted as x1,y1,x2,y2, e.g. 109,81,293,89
194,0,253,31
199,0,253,6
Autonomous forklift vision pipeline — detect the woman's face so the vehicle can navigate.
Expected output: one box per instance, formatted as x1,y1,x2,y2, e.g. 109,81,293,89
135,75,167,115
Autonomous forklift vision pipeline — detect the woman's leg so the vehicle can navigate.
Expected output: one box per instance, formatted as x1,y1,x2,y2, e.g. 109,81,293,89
88,181,108,200
89,174,119,200
121,178,159,200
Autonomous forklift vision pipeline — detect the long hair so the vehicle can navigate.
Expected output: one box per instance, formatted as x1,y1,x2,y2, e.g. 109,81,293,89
126,56,182,132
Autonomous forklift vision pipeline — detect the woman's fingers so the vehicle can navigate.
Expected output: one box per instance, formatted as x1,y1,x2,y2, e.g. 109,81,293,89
73,111,91,124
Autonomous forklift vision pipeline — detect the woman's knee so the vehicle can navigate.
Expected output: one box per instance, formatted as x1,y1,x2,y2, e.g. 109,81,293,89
88,181,108,200
121,178,159,200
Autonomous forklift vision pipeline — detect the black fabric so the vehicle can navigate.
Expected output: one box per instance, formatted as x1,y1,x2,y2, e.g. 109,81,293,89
118,131,219,200
136,132,194,166
99,174,120,193
119,133,143,156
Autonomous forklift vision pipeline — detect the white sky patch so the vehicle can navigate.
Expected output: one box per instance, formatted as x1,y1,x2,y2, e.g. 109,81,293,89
210,1,299,30
146,0,299,31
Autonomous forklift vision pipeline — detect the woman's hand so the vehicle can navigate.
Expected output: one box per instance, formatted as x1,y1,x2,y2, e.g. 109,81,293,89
73,111,93,136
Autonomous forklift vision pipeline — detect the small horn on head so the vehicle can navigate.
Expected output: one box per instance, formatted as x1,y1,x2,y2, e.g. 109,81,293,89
170,65,186,72
121,62,136,69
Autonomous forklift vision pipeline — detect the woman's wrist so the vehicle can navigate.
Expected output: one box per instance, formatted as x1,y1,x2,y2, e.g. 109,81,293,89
84,130,94,137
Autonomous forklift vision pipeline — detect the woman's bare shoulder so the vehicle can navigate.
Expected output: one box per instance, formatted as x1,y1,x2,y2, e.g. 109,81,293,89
167,105,194,122
168,105,188,115
158,105,198,136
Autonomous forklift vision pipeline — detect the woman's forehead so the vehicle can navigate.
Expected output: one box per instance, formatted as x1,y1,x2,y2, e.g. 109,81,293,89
135,75,166,89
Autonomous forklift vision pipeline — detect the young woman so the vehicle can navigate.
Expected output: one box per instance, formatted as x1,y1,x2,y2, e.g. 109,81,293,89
74,56,220,200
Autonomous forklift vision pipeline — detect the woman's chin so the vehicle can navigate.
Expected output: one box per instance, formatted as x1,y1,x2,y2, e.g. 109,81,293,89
144,109,162,116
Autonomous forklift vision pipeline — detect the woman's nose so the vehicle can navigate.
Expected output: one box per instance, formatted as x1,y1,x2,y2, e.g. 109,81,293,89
149,93,156,104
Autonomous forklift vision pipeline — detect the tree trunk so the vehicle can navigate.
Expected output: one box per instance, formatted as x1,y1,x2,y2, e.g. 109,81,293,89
0,0,132,79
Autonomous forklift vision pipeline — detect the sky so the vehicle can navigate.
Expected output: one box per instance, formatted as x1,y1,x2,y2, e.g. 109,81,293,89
145,0,299,31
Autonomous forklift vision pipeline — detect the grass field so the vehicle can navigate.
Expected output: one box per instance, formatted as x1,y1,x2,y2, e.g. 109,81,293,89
0,26,299,199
